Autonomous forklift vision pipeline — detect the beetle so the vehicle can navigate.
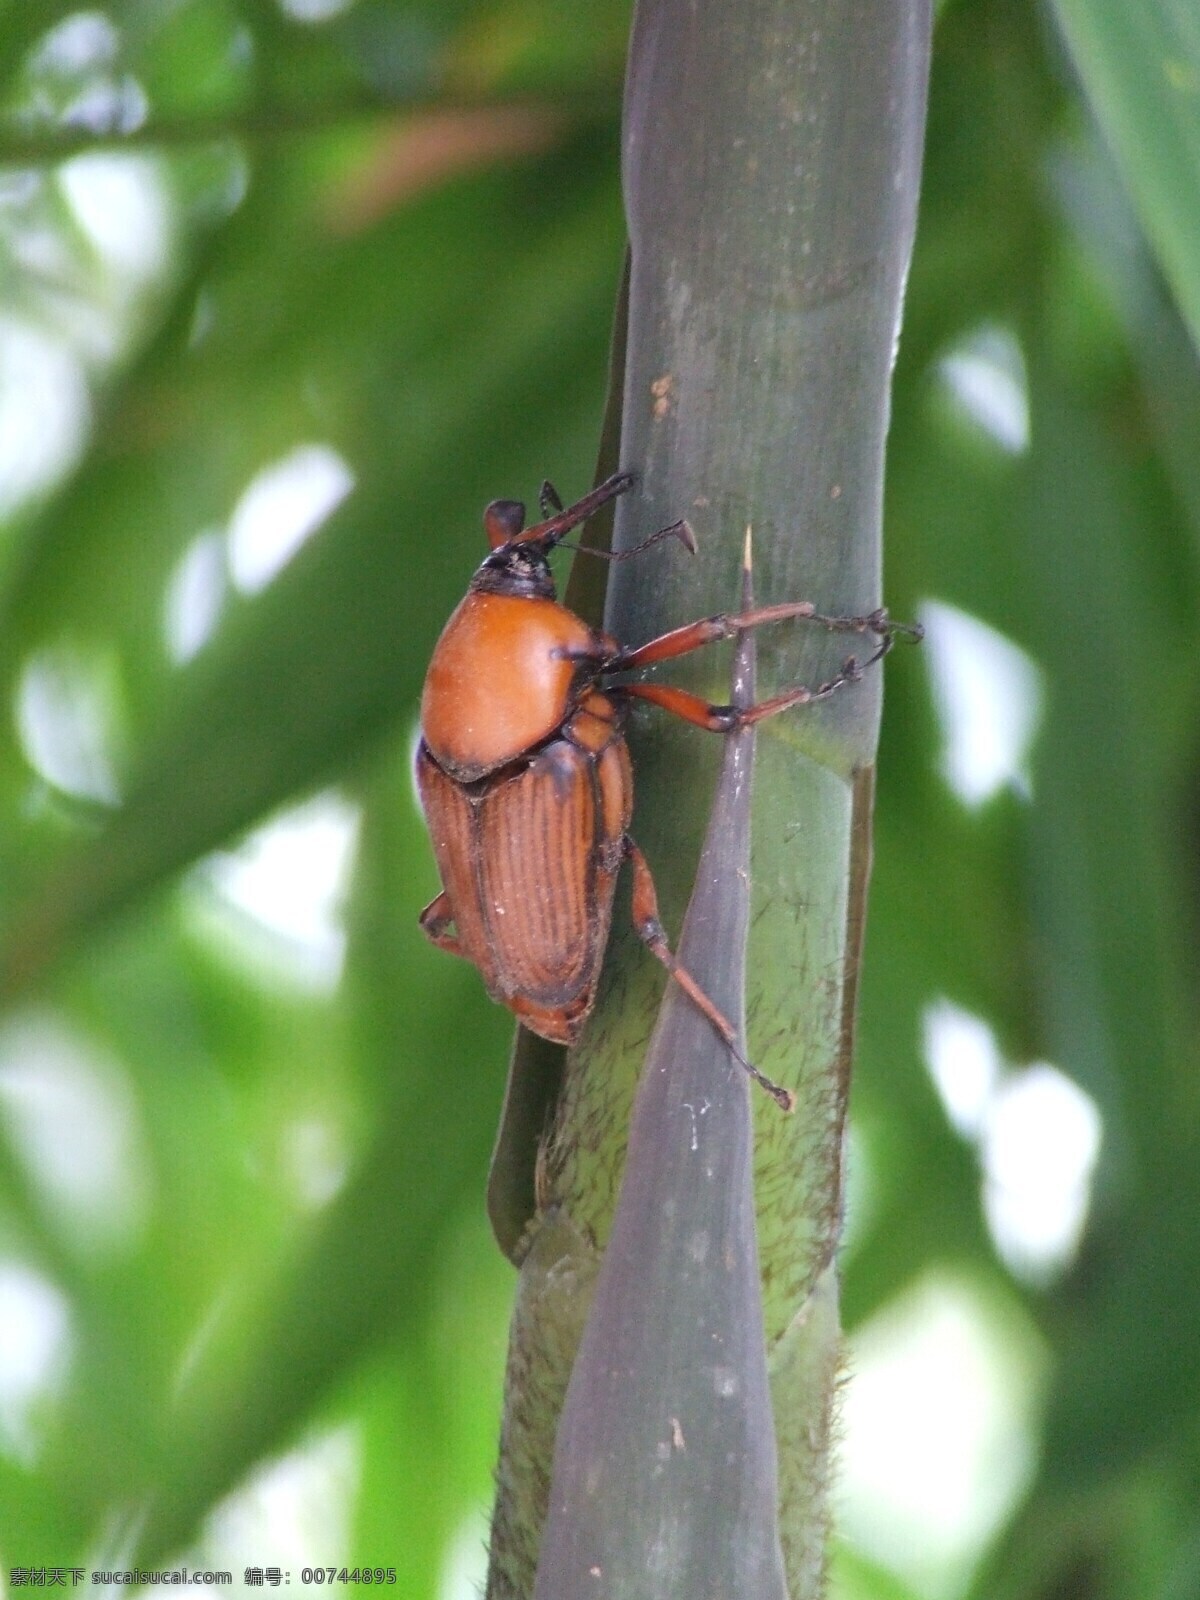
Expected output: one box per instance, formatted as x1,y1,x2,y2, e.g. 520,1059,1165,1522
416,471,915,1109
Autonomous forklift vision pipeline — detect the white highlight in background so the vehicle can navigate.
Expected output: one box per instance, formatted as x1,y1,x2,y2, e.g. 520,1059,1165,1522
54,154,173,366
921,600,1042,807
438,1504,491,1600
0,1261,73,1467
228,444,355,594
30,15,147,138
280,0,359,20
838,1276,1039,1599
60,153,169,281
922,1000,1002,1140
204,1424,360,1582
0,318,91,518
0,1014,149,1255
922,1000,1104,1284
983,1064,1103,1286
197,792,361,992
282,1118,351,1212
164,530,227,663
939,325,1029,455
164,444,355,660
15,641,122,804
31,11,119,71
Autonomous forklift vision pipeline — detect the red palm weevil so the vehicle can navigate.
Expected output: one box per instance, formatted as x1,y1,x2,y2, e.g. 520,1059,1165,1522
416,472,917,1108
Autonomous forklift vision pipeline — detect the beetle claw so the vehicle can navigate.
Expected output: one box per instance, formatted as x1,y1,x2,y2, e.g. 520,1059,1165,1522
675,518,698,555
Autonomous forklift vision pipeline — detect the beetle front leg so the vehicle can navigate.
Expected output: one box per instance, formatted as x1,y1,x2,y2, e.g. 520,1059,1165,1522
608,603,917,673
418,891,468,959
623,838,794,1111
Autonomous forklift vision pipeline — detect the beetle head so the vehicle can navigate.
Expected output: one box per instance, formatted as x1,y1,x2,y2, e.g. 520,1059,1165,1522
473,499,557,599
471,475,638,599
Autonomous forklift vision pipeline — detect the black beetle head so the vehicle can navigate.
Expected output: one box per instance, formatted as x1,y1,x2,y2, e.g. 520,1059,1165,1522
471,473,637,598
471,538,556,601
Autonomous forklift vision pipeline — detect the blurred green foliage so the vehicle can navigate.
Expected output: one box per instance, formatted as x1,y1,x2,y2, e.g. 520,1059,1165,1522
0,2,1196,1597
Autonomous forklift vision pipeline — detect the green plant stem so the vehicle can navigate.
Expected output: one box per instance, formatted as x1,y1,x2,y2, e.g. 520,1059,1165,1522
487,2,929,1593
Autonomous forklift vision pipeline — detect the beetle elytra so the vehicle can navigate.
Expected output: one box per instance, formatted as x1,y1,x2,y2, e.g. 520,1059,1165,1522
416,473,917,1109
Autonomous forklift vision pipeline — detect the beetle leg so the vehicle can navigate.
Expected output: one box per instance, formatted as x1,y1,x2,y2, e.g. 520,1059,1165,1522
614,632,885,732
623,838,794,1112
552,632,622,666
418,891,468,960
539,478,564,517
608,603,915,672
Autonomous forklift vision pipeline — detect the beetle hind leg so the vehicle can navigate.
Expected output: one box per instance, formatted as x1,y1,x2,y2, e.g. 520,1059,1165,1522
419,891,468,960
623,838,794,1112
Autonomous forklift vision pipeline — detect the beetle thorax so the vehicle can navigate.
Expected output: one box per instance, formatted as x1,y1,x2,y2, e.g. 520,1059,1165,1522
420,590,601,782
470,543,556,600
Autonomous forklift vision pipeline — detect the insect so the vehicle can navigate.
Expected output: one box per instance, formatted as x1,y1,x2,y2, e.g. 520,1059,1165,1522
416,472,917,1109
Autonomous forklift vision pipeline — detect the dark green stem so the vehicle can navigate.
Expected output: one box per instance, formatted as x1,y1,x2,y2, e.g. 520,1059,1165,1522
487,2,929,1592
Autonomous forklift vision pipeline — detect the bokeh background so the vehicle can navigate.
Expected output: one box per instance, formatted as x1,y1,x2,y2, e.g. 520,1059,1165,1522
0,2,1198,1597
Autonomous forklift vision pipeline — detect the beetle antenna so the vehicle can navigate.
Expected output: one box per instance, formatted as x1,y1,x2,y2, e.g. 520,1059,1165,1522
559,518,697,562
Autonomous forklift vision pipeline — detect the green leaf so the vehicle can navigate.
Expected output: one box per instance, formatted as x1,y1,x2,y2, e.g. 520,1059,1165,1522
0,142,625,995
1052,0,1200,351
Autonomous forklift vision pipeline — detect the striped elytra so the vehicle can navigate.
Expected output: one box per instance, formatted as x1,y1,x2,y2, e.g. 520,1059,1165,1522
415,697,631,1045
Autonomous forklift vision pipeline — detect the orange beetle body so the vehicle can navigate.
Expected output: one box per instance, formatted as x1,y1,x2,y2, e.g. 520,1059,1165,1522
421,590,604,783
417,681,631,1044
416,473,914,1104
417,489,635,1045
